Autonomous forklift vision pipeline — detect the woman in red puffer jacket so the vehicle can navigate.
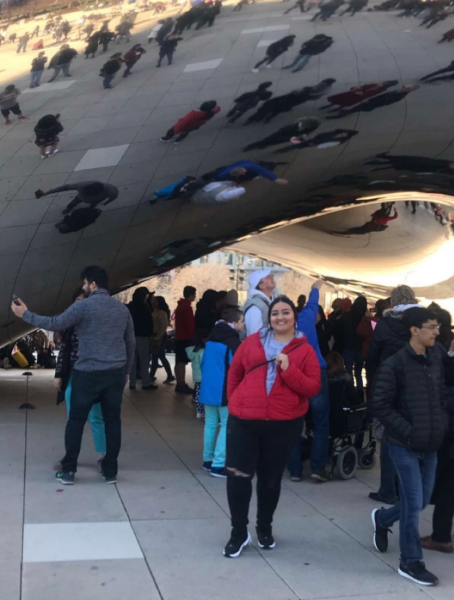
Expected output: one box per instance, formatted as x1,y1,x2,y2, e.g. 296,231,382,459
223,295,320,559
159,100,220,143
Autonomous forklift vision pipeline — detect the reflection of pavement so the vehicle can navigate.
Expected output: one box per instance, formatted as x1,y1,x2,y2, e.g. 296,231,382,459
2,2,454,329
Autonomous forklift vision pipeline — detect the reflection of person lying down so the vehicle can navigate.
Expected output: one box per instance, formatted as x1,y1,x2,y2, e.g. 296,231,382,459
35,181,119,214
191,182,246,205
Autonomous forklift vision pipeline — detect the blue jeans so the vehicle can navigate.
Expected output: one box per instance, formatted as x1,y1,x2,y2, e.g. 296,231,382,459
49,62,70,81
288,53,310,71
103,73,115,88
343,349,364,392
377,439,398,503
288,367,329,475
30,70,43,87
204,405,229,467
65,375,106,455
377,443,437,565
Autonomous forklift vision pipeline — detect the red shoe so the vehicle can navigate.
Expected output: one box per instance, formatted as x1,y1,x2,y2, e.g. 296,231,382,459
18,115,27,121
5,119,11,125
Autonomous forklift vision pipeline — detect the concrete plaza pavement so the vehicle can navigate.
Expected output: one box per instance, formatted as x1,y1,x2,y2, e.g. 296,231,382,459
1,367,453,600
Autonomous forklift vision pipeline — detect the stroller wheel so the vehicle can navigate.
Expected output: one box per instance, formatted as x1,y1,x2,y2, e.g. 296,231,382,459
334,447,357,480
358,449,377,470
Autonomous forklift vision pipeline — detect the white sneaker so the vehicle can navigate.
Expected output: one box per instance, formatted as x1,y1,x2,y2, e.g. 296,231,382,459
196,412,205,420
265,64,272,69
251,68,259,73
52,148,59,156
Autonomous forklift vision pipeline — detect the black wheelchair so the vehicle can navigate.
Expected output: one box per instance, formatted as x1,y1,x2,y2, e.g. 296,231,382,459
302,402,377,480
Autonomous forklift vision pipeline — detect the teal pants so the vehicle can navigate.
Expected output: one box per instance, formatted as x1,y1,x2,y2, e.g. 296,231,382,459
66,375,106,455
203,405,229,468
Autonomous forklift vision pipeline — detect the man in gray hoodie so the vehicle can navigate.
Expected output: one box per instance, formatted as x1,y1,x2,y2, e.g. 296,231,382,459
11,266,135,486
35,181,119,214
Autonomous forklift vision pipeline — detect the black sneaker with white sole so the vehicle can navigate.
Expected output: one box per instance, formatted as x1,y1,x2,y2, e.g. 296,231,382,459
398,562,439,586
311,468,328,482
223,530,251,558
371,508,391,553
101,471,117,484
55,470,75,485
256,526,276,549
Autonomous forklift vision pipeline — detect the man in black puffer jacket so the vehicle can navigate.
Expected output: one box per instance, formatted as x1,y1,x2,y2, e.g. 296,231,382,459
366,284,418,505
371,308,448,588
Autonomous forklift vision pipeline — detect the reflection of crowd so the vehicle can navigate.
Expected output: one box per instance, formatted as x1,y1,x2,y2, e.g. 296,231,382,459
12,0,454,226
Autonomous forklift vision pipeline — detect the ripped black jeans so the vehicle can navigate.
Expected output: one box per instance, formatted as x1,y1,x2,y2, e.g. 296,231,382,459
226,414,304,534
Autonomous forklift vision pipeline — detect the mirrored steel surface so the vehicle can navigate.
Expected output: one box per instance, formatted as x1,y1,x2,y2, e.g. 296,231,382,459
1,1,454,344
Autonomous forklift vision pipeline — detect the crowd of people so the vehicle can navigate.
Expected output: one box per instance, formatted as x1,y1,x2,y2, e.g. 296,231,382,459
9,263,454,586
2,0,454,588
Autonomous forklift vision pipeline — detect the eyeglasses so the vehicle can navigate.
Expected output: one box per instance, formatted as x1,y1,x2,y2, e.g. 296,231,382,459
421,325,441,331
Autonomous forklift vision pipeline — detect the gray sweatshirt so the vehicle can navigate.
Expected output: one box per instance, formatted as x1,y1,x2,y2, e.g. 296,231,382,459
44,181,119,206
23,289,135,372
0,88,20,109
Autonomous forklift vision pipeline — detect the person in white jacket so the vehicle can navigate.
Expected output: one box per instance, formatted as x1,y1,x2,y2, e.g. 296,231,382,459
242,269,278,336
191,181,245,205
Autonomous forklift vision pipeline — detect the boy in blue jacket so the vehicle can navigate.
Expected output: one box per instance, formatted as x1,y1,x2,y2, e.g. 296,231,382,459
200,306,244,478
288,280,329,482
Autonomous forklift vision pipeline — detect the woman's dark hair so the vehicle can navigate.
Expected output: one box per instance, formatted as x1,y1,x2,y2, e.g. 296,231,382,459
132,286,149,303
199,100,217,119
194,328,208,351
110,52,122,58
80,265,108,289
326,351,345,378
281,35,295,45
374,299,390,319
155,295,170,320
72,286,85,301
350,295,367,325
435,308,453,349
200,289,218,304
268,295,298,329
5,84,15,92
259,90,273,101
36,114,59,129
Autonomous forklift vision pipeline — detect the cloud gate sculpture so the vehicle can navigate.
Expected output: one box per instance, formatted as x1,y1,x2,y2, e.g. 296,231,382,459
1,1,454,346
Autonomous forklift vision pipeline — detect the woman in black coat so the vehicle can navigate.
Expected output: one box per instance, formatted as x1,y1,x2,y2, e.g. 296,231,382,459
243,116,320,151
101,52,124,89
252,35,295,72
85,32,100,58
277,129,358,153
245,79,335,124
227,82,272,125
195,289,219,334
